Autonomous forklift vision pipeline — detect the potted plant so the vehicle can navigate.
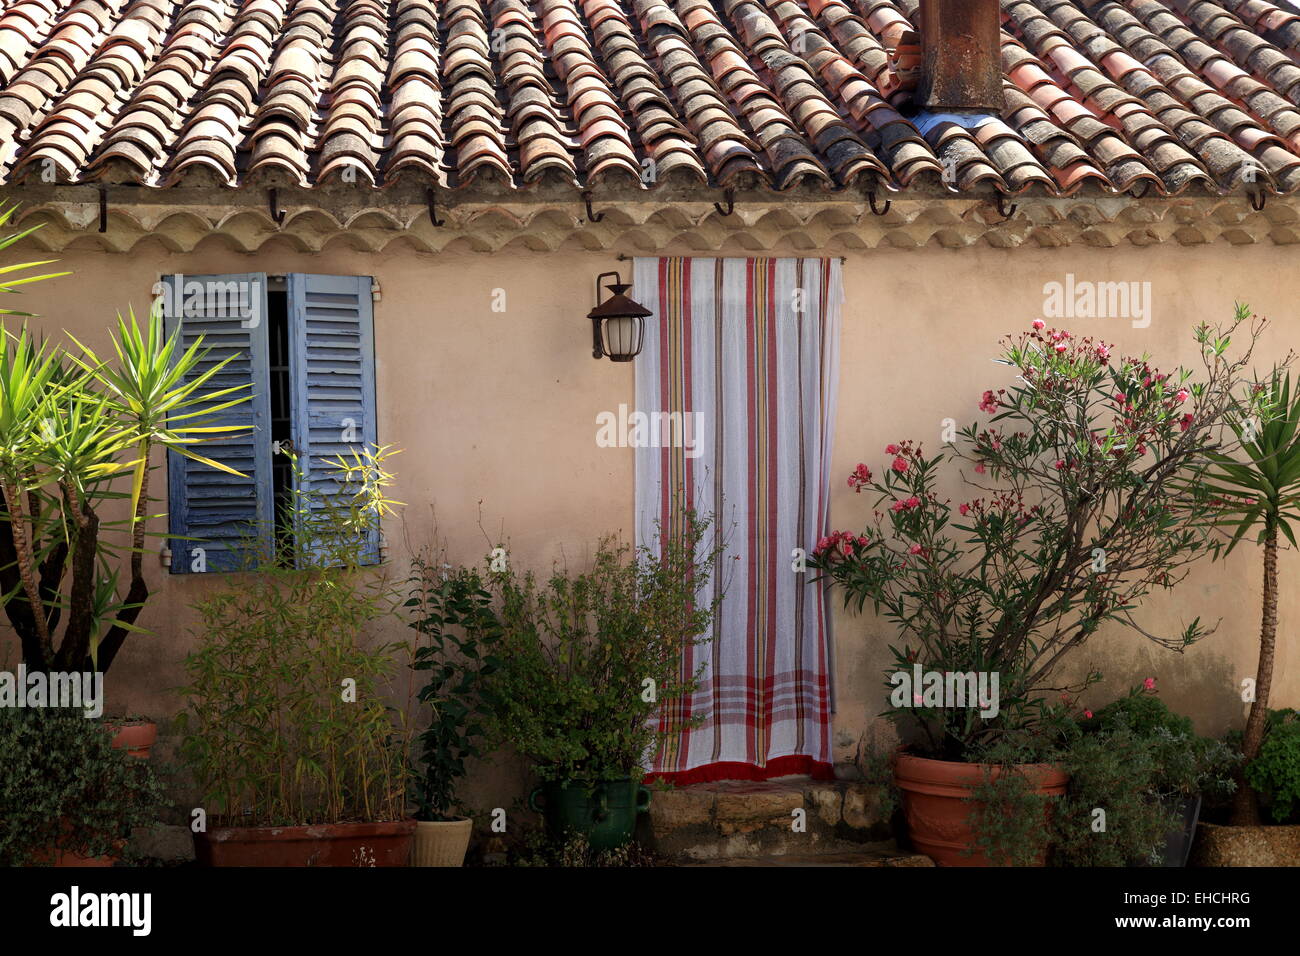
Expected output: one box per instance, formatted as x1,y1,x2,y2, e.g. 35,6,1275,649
0,208,187,759
1195,709,1300,865
177,448,416,867
482,513,721,851
812,315,1260,865
0,291,248,760
1191,363,1300,864
106,716,160,759
0,706,166,866
1053,685,1238,867
1244,709,1300,825
405,558,503,866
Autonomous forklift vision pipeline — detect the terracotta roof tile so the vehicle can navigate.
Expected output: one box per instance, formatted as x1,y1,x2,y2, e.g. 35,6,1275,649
0,0,1297,195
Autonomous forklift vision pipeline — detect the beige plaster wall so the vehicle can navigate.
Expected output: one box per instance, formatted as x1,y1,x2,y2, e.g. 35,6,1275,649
2,233,1296,812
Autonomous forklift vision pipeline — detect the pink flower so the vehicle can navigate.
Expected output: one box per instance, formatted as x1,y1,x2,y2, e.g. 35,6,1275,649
892,456,908,474
959,503,970,516
1054,459,1065,470
1175,388,1189,403
909,543,923,555
1054,342,1068,353
1032,319,1045,330
1180,413,1193,432
979,390,999,414
891,500,906,513
1084,710,1093,719
906,496,920,509
885,444,900,455
974,463,986,474
848,462,873,493
1143,677,1156,691
1095,344,1110,361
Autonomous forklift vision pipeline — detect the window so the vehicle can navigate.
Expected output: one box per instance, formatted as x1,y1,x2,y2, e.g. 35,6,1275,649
161,273,377,573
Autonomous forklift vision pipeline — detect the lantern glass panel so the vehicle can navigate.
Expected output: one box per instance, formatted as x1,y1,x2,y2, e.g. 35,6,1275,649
603,316,641,359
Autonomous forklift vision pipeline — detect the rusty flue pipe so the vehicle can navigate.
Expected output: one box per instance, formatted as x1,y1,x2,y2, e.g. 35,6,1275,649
916,0,1003,112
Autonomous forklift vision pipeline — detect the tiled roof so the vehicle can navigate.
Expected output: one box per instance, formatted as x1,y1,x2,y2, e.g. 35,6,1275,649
0,0,1299,197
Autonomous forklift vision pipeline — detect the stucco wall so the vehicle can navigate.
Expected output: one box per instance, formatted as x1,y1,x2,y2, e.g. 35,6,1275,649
2,232,1296,813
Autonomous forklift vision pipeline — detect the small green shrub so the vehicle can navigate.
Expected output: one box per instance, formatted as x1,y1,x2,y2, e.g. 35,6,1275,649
483,511,723,783
1083,686,1238,800
0,708,166,866
853,737,901,820
1051,721,1181,867
964,689,1238,866
963,732,1060,867
1245,709,1300,823
1086,688,1193,739
406,558,503,822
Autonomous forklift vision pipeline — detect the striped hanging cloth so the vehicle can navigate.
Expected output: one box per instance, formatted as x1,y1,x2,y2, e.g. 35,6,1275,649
634,257,843,784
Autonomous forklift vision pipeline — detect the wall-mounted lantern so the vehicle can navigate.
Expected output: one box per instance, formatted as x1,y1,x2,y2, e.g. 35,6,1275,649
589,270,651,362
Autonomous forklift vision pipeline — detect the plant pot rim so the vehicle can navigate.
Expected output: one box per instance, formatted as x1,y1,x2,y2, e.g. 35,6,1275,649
895,749,1062,767
1197,820,1300,832
414,816,472,826
894,750,1068,787
199,818,417,843
541,776,640,787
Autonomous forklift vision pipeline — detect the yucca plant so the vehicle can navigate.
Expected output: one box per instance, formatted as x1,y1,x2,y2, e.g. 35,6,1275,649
0,303,252,672
0,202,67,314
1200,359,1300,824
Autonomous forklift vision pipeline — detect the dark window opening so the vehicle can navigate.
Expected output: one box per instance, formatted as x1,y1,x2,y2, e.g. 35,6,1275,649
267,286,291,555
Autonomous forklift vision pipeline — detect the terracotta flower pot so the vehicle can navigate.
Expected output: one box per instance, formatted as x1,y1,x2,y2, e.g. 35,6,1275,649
32,847,118,867
194,819,416,867
1189,821,1300,866
894,752,1068,866
107,719,157,759
411,817,473,867
29,821,124,867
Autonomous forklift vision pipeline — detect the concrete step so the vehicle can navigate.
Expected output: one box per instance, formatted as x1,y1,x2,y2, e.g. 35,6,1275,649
643,774,897,863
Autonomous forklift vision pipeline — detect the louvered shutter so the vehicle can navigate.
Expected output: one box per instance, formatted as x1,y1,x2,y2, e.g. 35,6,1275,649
286,274,379,566
163,273,273,573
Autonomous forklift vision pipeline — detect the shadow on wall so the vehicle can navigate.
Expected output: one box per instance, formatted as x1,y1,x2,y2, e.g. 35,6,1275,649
1079,642,1243,739
835,608,1246,750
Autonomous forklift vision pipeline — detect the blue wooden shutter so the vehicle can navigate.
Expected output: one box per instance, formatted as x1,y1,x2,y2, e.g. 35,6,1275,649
163,273,273,573
286,273,379,566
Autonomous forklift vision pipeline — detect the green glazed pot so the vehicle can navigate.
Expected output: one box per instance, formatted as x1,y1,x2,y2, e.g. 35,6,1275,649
528,778,651,850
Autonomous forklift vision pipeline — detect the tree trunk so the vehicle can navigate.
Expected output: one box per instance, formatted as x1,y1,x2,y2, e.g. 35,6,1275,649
2,478,52,660
93,458,151,673
1229,521,1278,826
53,482,98,671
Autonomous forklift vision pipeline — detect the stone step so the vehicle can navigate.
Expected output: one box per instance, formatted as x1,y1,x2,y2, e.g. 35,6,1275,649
643,774,897,863
685,846,934,867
